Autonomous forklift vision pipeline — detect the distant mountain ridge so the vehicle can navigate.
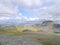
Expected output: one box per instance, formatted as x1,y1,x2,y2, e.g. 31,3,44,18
32,20,60,33
0,19,46,26
0,20,60,33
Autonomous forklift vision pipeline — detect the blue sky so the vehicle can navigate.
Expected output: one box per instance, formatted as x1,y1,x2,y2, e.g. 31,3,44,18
0,0,60,22
19,7,38,18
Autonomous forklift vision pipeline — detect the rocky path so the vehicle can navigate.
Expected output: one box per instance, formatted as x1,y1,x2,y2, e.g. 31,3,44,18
0,33,60,45
0,35,43,45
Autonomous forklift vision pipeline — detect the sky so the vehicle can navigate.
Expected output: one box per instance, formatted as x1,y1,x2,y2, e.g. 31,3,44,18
0,0,60,22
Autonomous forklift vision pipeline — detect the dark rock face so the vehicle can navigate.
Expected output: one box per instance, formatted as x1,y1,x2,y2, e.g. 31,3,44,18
40,20,60,33
53,24,60,28
23,29,32,32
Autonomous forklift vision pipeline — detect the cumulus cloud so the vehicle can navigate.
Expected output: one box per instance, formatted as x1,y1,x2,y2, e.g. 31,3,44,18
27,18,40,21
0,13,27,22
0,0,42,21
32,0,60,20
16,0,57,9
33,6,60,20
15,0,60,20
0,0,19,16
0,0,60,22
0,0,26,22
16,0,42,9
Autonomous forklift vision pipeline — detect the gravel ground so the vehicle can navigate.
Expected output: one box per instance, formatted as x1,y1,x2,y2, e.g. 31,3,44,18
0,35,43,45
0,33,60,45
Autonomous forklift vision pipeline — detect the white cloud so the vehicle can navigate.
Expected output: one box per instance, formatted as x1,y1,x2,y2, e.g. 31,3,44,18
28,18,40,21
0,13,27,22
16,0,42,9
22,17,40,21
32,0,60,20
0,0,27,22
33,5,60,20
15,0,59,9
0,0,60,22
15,0,60,20
0,17,10,21
0,0,19,16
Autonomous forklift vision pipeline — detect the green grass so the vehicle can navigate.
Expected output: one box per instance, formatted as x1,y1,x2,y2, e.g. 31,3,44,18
32,36,60,45
0,27,60,45
0,26,60,45
32,38,53,45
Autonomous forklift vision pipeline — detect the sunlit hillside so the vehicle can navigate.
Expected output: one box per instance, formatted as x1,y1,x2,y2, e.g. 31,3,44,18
0,20,60,34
